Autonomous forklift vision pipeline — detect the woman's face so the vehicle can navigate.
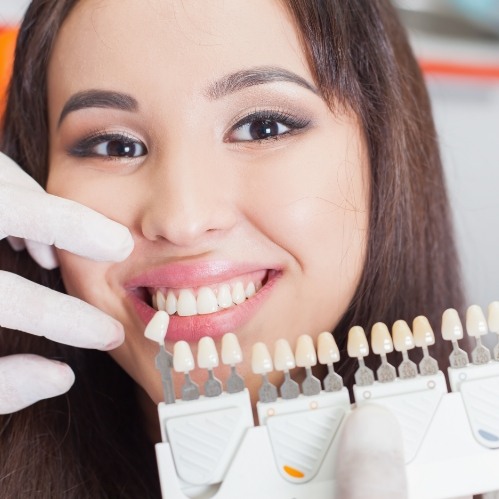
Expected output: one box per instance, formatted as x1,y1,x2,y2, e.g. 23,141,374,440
47,0,369,407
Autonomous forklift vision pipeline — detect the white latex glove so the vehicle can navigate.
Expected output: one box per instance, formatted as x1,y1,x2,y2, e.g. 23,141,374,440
335,404,408,499
0,152,134,414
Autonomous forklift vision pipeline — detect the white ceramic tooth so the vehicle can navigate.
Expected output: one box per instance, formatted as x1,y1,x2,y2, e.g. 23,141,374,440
156,290,166,311
274,339,296,371
392,320,415,351
165,290,177,315
197,336,219,369
317,332,340,364
412,316,435,347
295,334,317,368
197,286,218,315
347,326,369,358
144,310,169,344
441,308,464,341
173,341,195,372
217,284,233,309
231,281,246,305
466,304,488,337
251,342,273,374
245,282,256,298
371,322,394,355
488,301,499,333
221,332,242,365
177,289,197,316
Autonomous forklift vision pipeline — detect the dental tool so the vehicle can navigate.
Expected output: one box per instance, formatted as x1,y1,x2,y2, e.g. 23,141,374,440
221,332,245,394
144,310,175,404
295,334,321,396
198,336,223,397
146,304,499,498
274,339,300,399
317,331,343,392
173,341,200,401
252,342,278,403
392,320,418,379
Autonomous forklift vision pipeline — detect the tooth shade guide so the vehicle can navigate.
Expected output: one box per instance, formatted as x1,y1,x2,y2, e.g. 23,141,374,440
391,320,418,379
144,310,170,345
441,308,470,368
274,339,300,399
465,305,492,365
370,322,396,383
347,326,374,386
317,332,343,392
251,342,278,402
221,333,245,394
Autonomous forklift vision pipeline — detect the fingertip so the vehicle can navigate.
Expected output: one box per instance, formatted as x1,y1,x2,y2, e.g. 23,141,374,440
98,320,126,351
25,240,59,269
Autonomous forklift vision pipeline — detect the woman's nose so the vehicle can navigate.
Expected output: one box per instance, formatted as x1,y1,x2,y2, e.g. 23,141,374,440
139,151,238,248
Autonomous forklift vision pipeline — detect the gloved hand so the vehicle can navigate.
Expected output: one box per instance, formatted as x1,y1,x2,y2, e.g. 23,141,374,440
335,404,408,499
0,152,134,414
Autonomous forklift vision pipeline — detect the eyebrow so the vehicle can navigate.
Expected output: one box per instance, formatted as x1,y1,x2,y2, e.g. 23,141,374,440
205,66,318,100
58,89,139,127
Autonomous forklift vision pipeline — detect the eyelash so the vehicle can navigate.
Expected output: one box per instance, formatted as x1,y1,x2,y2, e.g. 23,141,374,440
68,131,147,160
226,109,311,143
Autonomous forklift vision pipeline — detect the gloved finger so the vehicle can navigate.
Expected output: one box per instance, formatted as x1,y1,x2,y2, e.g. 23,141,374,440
335,404,408,499
24,239,59,270
0,271,124,350
7,235,25,251
0,183,134,262
0,354,75,414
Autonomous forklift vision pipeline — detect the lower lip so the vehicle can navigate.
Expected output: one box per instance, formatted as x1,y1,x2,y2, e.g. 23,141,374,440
127,271,280,342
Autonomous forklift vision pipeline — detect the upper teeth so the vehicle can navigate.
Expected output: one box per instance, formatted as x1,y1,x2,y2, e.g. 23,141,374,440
151,280,261,316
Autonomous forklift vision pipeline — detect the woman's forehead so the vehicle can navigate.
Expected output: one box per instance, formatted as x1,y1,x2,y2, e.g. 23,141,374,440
47,0,312,112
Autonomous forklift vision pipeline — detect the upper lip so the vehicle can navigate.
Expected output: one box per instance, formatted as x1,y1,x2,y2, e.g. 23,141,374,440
124,260,278,290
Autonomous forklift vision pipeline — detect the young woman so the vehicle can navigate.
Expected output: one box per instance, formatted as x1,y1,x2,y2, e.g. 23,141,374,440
0,0,463,497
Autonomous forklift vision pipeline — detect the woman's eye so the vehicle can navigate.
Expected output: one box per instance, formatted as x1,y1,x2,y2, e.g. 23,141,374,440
69,133,147,159
232,118,292,142
227,112,310,143
94,138,146,158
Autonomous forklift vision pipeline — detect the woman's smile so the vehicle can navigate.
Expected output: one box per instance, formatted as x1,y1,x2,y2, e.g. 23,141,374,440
125,261,282,341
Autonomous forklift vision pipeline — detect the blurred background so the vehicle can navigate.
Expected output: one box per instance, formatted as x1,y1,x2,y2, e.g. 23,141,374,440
0,0,498,311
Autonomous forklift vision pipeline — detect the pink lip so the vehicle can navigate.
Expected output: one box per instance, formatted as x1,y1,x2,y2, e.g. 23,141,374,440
125,261,281,342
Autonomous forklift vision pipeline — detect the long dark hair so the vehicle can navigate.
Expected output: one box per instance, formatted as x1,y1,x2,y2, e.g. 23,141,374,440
0,0,463,497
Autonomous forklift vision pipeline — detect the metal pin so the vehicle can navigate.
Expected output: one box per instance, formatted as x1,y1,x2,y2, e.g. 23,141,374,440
317,332,343,391
392,320,418,379
412,316,439,375
295,335,321,396
173,341,200,401
466,305,491,365
197,337,222,397
442,309,469,368
274,339,300,399
371,323,396,382
252,342,278,403
221,333,245,393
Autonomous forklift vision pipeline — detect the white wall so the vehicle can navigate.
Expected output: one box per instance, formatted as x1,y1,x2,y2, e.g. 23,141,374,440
0,0,30,24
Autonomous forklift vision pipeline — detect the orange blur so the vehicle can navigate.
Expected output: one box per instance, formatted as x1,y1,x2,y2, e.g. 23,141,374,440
0,26,18,120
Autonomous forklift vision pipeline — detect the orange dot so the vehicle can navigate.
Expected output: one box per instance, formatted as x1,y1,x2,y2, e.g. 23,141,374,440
0,26,19,119
283,465,305,479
